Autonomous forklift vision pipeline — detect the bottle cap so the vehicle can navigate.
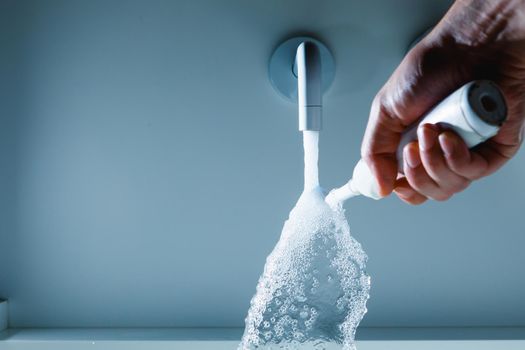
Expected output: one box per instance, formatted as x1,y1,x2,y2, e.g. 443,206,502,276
467,80,507,127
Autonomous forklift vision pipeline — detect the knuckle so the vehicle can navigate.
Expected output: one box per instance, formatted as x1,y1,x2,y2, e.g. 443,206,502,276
446,158,467,173
371,93,380,108
372,91,385,108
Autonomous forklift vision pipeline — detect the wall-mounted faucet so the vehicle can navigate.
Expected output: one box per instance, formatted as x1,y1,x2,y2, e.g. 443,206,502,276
295,41,322,131
269,37,335,131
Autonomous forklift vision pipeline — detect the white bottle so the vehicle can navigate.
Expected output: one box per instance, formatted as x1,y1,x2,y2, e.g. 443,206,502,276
326,80,507,205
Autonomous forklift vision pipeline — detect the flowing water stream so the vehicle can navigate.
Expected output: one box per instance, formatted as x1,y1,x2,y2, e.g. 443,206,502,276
239,131,370,350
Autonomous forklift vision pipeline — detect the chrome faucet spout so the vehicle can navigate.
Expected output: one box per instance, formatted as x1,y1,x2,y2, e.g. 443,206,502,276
295,41,322,131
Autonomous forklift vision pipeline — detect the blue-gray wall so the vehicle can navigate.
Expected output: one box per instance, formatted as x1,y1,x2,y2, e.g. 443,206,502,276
1,0,524,328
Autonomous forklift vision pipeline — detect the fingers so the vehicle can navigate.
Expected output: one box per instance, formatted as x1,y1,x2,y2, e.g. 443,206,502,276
362,152,398,198
394,177,427,205
402,141,451,201
398,125,473,203
395,124,517,205
417,125,471,193
438,131,489,180
361,97,404,197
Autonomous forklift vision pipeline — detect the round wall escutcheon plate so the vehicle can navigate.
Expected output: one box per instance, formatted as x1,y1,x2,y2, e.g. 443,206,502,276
269,36,335,102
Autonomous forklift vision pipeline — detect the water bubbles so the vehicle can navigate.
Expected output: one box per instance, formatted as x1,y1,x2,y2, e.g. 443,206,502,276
336,296,347,311
293,331,305,341
238,131,370,350
274,326,284,338
304,319,313,329
238,190,370,349
361,275,371,287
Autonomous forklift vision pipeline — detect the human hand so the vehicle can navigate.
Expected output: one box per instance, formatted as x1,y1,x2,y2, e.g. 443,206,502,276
361,0,525,204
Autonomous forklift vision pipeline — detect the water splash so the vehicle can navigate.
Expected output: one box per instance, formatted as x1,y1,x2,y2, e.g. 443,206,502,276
239,131,370,350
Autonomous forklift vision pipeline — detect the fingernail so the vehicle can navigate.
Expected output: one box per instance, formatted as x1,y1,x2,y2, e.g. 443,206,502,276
404,142,421,168
418,124,438,151
438,132,456,157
